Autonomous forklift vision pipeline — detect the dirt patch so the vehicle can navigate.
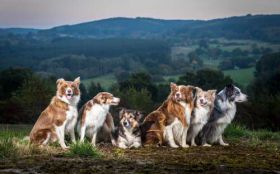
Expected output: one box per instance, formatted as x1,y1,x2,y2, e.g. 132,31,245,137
0,142,279,174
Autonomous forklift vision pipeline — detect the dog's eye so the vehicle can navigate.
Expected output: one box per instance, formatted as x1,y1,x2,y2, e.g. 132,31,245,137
235,91,240,95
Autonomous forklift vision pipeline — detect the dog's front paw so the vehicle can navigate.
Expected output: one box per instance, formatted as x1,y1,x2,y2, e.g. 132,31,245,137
182,144,189,148
130,142,141,148
170,143,179,148
62,146,70,150
191,142,197,146
220,143,229,146
118,143,128,149
202,143,212,147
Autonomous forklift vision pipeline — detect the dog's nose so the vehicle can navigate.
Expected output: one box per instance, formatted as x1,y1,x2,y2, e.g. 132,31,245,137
176,93,180,97
67,89,72,93
200,99,204,103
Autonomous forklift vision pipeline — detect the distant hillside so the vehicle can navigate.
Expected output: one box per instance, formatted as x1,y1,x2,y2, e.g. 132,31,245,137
1,15,280,42
173,14,280,42
38,17,198,39
0,28,38,35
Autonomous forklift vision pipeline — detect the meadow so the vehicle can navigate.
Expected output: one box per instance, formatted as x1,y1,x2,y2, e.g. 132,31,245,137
0,124,279,173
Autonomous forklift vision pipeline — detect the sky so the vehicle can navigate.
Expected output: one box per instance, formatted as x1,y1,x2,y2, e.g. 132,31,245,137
0,0,279,29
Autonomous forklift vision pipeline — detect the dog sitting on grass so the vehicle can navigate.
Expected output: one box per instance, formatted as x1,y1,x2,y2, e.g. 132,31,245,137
29,77,81,149
198,84,247,146
112,108,143,149
78,92,120,146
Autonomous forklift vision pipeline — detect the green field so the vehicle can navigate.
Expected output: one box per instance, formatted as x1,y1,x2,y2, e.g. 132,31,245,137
223,67,255,87
82,74,117,90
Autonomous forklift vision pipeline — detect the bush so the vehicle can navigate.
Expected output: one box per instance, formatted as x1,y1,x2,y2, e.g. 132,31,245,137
65,142,102,158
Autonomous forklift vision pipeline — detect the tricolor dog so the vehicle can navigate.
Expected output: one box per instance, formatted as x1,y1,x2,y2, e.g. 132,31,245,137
29,77,81,149
112,108,143,149
198,84,247,146
78,92,120,146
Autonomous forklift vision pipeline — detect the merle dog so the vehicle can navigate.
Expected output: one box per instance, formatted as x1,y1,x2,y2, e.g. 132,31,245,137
197,84,247,146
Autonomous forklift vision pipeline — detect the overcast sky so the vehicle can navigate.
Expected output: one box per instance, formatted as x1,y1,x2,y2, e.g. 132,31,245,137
0,0,279,29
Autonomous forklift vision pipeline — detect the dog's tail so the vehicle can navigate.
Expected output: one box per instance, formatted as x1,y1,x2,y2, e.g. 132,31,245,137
139,120,154,143
110,127,119,146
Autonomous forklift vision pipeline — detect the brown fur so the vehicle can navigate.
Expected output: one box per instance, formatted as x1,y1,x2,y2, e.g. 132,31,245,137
79,92,119,127
30,96,68,144
142,83,196,146
30,77,80,146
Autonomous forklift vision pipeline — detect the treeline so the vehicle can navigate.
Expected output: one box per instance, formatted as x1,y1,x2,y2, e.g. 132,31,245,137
0,36,174,77
0,52,279,131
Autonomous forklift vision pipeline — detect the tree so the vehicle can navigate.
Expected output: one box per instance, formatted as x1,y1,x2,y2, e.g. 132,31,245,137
178,69,233,90
119,72,158,101
2,75,55,123
0,68,32,100
113,87,153,113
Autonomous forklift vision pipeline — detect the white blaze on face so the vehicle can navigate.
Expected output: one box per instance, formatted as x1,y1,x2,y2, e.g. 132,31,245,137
112,97,120,105
234,87,247,103
66,87,73,100
175,86,183,100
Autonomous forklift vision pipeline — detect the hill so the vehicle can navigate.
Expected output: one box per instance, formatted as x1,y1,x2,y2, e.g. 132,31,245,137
1,14,279,42
38,17,197,39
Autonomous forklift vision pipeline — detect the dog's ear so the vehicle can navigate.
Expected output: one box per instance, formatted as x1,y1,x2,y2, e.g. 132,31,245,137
119,108,126,119
225,84,234,97
208,90,217,98
191,86,198,100
56,78,65,85
170,82,177,91
134,111,143,122
74,77,80,85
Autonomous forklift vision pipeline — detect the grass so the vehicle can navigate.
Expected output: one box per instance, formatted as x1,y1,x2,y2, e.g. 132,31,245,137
224,124,280,150
82,74,117,90
0,124,279,173
65,142,102,158
223,67,255,87
0,123,279,160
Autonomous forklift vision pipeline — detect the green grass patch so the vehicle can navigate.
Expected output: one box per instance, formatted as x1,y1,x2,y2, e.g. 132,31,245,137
225,124,280,150
65,142,103,158
82,74,117,90
223,67,255,87
0,138,18,159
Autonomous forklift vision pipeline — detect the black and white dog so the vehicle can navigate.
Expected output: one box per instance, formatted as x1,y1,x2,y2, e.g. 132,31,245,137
198,84,247,146
112,108,143,149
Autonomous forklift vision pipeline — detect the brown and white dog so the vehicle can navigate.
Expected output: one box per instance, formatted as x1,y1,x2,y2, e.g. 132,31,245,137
78,92,120,146
186,88,216,146
29,77,81,149
141,83,196,148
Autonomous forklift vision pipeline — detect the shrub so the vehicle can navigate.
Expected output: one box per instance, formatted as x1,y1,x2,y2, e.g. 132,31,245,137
65,142,102,158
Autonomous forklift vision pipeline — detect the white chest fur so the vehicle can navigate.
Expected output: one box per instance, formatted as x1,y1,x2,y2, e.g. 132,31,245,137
85,104,109,131
66,105,78,120
217,102,236,124
192,107,209,124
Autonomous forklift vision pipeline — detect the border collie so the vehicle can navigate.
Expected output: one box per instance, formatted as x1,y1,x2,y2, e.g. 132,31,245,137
30,77,80,149
112,108,143,149
78,92,120,146
141,83,196,148
198,84,247,146
187,88,216,146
